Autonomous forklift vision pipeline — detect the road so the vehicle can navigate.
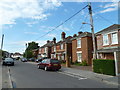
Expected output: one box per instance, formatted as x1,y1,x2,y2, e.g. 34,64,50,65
2,60,117,88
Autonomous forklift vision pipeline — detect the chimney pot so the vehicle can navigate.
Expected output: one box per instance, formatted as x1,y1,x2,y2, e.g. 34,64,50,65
53,37,56,43
78,31,83,35
47,40,50,43
61,32,66,40
73,34,77,37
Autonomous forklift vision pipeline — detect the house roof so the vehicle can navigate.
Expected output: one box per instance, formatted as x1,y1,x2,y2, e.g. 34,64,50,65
71,32,92,40
55,36,72,46
40,41,54,48
96,24,120,35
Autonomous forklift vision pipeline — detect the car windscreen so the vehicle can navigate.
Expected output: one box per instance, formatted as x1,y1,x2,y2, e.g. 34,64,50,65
50,60,60,63
5,58,13,61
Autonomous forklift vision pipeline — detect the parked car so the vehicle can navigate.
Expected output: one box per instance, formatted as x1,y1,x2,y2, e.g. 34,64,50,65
21,58,27,62
28,58,35,62
2,58,14,66
37,59,61,71
35,57,48,63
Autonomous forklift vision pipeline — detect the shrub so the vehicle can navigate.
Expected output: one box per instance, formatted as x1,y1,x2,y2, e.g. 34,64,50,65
93,59,115,76
81,60,88,66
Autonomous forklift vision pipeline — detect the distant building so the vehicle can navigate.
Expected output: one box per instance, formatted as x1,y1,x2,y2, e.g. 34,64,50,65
11,52,23,59
51,32,72,62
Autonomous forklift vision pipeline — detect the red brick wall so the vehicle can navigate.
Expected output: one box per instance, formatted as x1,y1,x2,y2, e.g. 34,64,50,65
72,39,77,62
72,36,93,65
96,32,119,50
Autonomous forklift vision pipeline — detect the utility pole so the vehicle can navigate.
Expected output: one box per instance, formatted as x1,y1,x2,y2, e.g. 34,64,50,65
25,43,27,59
0,34,4,61
1,34,4,50
88,2,97,59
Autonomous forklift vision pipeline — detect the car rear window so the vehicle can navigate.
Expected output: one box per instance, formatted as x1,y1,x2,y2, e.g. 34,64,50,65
50,60,60,63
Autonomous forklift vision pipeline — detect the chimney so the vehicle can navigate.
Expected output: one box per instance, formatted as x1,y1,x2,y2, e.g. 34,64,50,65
61,32,66,40
73,34,77,37
78,31,83,35
47,40,50,43
53,37,56,43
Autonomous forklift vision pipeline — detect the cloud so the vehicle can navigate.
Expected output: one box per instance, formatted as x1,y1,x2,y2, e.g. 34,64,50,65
26,21,38,27
47,33,56,37
58,26,70,31
99,7,117,13
24,32,39,35
99,2,118,13
64,9,68,13
0,0,62,25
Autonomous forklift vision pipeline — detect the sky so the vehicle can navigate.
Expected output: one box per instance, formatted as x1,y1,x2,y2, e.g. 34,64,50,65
0,0,119,54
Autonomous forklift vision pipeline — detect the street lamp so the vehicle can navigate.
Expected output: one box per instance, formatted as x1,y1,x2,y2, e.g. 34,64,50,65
82,22,97,59
25,43,27,59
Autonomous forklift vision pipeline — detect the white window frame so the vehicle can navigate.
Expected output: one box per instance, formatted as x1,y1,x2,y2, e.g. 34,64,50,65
77,38,81,48
77,51,82,62
44,47,47,53
54,46,56,52
103,34,109,46
61,44,63,50
111,32,118,45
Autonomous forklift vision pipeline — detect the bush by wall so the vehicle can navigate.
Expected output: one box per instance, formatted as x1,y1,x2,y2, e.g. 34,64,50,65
93,59,115,76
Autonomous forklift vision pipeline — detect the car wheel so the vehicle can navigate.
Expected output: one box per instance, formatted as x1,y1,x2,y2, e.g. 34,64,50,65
37,65,40,69
44,66,48,71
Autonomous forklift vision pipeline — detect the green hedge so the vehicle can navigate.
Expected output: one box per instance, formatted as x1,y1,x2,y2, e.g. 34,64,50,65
93,59,115,76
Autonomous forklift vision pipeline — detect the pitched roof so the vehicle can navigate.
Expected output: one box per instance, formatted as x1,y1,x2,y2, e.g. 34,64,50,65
71,32,92,40
40,41,54,48
96,24,120,35
55,36,72,45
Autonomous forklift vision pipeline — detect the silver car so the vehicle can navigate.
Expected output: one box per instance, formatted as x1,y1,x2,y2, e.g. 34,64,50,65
2,58,14,66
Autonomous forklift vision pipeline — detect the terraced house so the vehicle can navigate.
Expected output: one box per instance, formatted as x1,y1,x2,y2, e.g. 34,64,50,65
96,24,120,75
51,32,72,62
71,32,93,65
38,40,54,58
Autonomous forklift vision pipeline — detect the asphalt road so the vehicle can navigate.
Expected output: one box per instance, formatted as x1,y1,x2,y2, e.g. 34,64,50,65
2,60,117,88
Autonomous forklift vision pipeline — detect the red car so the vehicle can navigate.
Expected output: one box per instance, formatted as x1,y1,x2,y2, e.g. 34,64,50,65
37,59,61,71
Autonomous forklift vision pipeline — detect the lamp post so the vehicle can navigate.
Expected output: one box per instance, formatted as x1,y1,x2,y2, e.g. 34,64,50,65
82,22,97,59
25,43,27,59
82,2,97,59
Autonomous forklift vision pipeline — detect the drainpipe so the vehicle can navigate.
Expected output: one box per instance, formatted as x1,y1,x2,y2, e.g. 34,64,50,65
114,51,118,76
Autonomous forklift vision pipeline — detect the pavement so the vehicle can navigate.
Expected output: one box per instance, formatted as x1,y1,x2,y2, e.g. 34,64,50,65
0,63,2,90
60,65,120,87
27,61,119,87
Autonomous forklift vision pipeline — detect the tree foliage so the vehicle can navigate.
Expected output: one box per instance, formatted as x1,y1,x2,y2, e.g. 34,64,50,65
24,41,39,59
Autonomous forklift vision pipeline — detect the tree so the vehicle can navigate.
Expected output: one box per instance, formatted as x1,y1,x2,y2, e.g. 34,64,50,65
24,41,39,59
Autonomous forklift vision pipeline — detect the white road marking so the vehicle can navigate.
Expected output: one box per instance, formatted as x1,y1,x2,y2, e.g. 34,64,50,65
58,71,87,80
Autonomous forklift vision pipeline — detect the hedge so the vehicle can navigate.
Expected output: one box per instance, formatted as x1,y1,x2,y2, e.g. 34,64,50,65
93,59,115,76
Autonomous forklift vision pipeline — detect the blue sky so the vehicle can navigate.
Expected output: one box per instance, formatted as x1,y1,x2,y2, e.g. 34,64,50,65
0,0,119,54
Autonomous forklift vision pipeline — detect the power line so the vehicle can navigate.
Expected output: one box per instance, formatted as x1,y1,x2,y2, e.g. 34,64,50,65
79,13,89,31
35,5,88,40
92,10,114,24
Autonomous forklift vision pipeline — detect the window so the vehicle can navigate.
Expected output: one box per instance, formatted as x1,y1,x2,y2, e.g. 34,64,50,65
103,34,109,45
77,39,81,48
44,47,47,53
111,33,118,44
77,53,82,62
54,46,56,52
61,44,63,49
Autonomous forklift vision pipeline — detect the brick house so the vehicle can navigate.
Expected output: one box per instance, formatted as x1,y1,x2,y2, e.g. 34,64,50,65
96,24,120,75
51,32,72,62
32,49,39,59
38,40,54,58
71,32,93,65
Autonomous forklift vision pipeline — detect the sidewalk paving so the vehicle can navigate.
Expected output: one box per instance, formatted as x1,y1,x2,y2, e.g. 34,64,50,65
0,62,2,90
26,61,120,86
60,65,120,86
